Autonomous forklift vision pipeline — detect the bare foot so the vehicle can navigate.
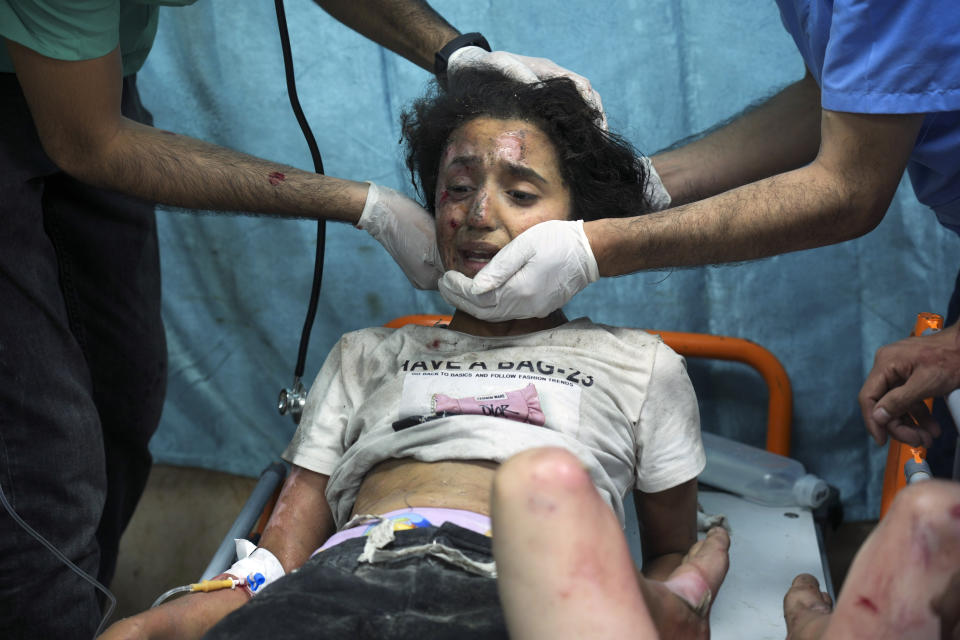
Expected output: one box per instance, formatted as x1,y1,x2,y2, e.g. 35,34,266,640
819,482,960,640
641,526,731,639
783,573,833,639
666,527,731,613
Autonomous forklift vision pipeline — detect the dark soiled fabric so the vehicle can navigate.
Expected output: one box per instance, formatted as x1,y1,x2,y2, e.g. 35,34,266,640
0,72,166,639
204,523,507,640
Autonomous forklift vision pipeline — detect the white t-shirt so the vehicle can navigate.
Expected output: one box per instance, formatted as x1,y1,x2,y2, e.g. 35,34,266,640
283,318,705,528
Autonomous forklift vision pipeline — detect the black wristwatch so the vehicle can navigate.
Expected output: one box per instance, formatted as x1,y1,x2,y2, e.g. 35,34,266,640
434,32,491,89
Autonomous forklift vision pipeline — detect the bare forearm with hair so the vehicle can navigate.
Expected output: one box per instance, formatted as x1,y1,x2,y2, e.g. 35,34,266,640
86,118,368,221
653,71,822,206
588,109,923,275
315,0,459,70
8,41,370,223
589,165,845,273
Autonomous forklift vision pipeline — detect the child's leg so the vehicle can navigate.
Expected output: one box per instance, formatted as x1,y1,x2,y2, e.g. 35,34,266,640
491,447,728,640
784,479,960,640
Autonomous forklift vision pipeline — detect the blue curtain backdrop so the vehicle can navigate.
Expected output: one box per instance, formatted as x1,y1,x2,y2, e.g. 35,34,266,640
140,0,960,521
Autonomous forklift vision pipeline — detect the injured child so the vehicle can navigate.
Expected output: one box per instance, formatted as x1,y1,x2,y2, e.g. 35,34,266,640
101,68,727,639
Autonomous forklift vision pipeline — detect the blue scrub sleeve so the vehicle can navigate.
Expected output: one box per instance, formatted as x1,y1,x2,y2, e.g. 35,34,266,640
821,0,960,113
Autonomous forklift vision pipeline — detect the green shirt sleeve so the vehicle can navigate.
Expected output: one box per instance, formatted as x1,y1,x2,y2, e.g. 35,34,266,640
0,1,123,62
0,1,194,76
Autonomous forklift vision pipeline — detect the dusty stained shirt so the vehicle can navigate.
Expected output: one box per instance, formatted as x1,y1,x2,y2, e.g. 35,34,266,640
283,317,705,528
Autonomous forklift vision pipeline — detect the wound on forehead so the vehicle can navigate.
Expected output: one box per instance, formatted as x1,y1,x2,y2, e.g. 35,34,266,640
495,130,527,163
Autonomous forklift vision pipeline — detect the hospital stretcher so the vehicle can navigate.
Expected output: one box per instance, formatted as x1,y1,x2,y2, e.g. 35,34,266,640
202,317,832,639
626,330,831,640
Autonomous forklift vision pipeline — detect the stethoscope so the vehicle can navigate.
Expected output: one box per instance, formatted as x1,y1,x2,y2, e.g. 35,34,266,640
273,0,325,426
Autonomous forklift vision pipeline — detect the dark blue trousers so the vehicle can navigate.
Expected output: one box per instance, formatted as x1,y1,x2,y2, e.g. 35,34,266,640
205,524,507,639
0,73,167,639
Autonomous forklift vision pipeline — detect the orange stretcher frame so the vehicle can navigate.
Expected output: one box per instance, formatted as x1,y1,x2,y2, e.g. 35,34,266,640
386,315,793,456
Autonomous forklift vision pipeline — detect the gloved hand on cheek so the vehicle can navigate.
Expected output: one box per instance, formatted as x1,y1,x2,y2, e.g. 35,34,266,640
438,219,598,321
357,182,443,290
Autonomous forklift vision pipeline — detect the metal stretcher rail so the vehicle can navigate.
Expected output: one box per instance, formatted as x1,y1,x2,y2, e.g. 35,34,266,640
201,462,286,581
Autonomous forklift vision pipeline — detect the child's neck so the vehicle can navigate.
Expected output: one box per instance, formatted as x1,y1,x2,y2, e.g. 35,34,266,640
446,309,568,337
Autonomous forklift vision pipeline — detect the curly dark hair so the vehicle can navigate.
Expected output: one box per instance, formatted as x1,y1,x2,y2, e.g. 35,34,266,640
400,67,651,220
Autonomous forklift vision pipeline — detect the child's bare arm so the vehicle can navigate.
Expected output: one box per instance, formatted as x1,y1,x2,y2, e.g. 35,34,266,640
634,478,698,580
99,466,334,639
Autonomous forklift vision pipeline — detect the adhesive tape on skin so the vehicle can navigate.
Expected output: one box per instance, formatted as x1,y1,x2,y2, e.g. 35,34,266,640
227,539,285,595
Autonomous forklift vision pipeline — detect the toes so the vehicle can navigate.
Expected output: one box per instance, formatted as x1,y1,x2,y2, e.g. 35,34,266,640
663,570,712,616
662,527,733,616
785,574,832,614
790,574,820,590
704,525,731,549
784,574,834,639
694,527,731,590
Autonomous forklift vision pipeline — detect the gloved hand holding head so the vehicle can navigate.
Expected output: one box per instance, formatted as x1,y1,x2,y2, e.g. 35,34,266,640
433,32,607,130
400,68,659,321
446,46,607,130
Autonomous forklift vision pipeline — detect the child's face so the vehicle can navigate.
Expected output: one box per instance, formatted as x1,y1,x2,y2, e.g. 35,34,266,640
434,117,572,278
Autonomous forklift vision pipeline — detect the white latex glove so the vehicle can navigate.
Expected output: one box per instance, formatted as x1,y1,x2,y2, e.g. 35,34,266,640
357,182,442,290
640,156,672,211
447,46,607,129
438,219,598,321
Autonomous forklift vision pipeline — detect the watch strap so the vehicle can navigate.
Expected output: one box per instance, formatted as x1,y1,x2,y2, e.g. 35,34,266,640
434,32,491,88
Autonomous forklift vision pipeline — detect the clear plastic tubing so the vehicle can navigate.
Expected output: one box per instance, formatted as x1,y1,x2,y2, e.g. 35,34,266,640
699,431,829,508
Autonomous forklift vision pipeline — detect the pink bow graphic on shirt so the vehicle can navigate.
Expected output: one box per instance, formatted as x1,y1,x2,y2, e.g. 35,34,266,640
432,383,545,426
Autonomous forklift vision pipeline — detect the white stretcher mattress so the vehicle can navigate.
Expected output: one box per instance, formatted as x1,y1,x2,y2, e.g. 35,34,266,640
624,489,830,640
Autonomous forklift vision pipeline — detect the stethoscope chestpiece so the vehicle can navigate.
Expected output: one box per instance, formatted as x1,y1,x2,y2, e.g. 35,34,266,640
278,377,307,425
